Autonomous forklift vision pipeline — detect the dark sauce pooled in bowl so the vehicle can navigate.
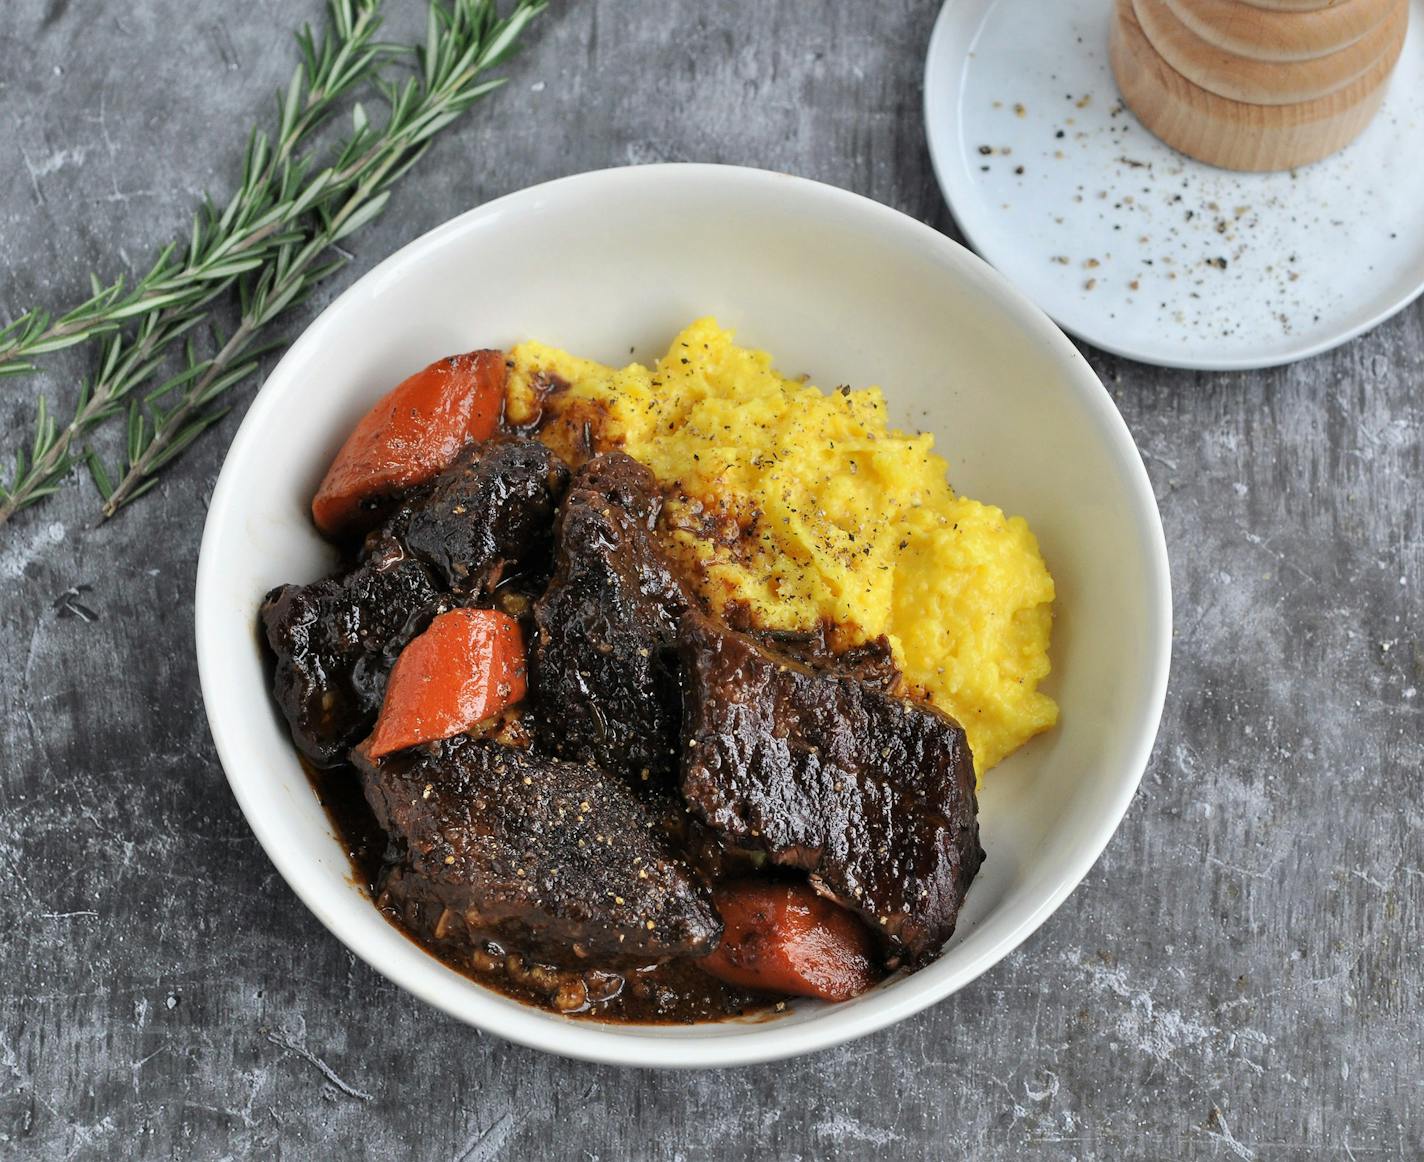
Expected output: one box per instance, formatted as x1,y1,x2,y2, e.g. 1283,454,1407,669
302,757,775,1023
262,385,984,1023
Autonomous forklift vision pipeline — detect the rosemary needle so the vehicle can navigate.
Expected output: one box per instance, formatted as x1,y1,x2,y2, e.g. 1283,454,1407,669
0,2,386,380
0,0,390,526
95,0,547,520
1,0,546,528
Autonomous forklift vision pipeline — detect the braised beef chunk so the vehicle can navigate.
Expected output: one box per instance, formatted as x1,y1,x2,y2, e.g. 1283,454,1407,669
678,612,982,960
355,735,721,968
529,453,691,783
260,540,447,766
263,437,566,765
382,436,569,595
750,626,901,693
566,451,663,525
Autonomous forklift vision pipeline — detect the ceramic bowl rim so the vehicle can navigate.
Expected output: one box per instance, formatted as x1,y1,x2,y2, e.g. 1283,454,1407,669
194,163,1172,1068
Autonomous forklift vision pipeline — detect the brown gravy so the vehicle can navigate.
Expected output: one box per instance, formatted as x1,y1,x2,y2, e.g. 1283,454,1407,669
303,759,782,1024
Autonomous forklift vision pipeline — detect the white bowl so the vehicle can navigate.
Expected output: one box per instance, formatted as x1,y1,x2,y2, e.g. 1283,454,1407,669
195,164,1171,1068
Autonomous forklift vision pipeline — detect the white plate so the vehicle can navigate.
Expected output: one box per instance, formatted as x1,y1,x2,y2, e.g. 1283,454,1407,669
924,0,1424,370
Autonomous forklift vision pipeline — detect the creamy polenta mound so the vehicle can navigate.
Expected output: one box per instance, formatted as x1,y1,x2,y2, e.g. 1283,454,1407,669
505,318,1058,777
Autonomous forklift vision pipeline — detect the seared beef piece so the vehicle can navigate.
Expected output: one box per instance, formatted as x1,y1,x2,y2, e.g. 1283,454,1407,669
750,626,901,693
355,735,721,968
529,453,691,783
677,818,772,885
678,612,982,961
827,636,900,691
722,604,901,692
567,451,662,524
378,436,569,596
261,537,447,766
374,867,476,953
264,437,566,765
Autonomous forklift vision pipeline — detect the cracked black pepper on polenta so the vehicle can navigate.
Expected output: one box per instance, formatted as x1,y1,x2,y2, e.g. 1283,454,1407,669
506,318,1058,776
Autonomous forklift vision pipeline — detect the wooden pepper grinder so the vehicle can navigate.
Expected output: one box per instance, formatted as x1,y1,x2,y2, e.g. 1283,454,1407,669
1111,0,1410,170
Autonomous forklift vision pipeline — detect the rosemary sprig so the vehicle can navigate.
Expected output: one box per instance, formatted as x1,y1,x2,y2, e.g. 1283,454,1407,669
95,0,547,520
0,0,390,526
0,0,387,380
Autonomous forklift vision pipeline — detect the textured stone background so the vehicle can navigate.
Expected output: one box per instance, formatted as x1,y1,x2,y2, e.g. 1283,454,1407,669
1,1,1420,1159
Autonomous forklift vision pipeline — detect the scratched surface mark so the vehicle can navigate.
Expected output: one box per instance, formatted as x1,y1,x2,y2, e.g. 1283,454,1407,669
0,1,1420,1159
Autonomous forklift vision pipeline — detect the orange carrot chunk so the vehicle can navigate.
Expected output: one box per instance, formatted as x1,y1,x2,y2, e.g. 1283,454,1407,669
368,609,526,758
312,348,506,536
699,881,882,1002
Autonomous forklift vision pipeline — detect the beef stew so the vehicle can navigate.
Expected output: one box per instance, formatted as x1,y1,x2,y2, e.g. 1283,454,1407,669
262,355,985,1023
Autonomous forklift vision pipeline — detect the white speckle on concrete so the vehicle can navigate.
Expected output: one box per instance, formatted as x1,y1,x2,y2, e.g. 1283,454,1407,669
452,1112,525,1162
1206,1108,1256,1161
0,520,65,579
23,145,87,180
811,1114,904,1146
266,1030,373,1102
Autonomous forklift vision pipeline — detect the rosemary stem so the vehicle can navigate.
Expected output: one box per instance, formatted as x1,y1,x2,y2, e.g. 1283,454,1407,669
0,321,167,527
0,1,395,524
0,3,383,378
99,322,259,520
2,0,548,528
98,173,387,518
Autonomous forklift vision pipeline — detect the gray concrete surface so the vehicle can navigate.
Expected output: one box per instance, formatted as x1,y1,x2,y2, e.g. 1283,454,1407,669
1,1,1420,1158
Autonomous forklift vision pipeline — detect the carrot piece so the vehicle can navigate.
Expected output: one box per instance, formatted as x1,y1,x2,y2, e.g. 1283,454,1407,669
699,881,881,1003
312,348,507,536
368,609,527,758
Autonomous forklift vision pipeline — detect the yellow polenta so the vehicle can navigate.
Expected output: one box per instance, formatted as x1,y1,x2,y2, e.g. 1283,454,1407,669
505,318,1058,776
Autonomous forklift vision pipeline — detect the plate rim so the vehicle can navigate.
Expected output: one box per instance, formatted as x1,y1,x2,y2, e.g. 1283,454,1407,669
923,0,1424,371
